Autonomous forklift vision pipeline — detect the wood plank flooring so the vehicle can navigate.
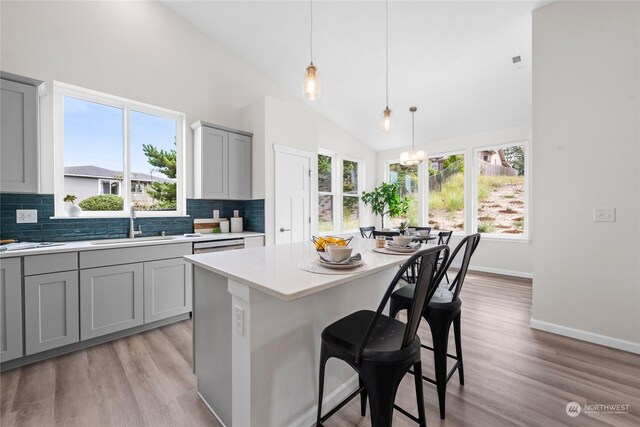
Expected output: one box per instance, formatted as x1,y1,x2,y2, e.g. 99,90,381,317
1,272,638,427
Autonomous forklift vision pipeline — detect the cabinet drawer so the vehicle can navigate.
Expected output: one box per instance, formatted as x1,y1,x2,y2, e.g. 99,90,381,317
80,243,192,269
24,252,78,276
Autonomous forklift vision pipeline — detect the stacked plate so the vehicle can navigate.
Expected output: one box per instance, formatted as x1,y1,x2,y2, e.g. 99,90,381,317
317,252,364,270
385,241,422,253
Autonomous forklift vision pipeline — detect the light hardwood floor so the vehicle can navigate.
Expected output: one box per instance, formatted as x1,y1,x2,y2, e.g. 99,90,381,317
1,272,638,427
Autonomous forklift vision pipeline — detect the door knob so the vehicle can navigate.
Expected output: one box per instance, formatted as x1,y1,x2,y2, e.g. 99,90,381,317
280,227,291,232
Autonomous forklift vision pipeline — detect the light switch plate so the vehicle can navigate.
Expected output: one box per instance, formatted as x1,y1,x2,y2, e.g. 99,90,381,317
593,207,615,222
16,209,38,223
234,305,244,335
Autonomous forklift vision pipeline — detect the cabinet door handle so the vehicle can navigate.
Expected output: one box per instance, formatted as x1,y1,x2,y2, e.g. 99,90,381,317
280,227,291,232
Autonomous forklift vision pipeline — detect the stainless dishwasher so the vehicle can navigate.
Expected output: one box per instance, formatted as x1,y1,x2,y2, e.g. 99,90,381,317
193,238,245,254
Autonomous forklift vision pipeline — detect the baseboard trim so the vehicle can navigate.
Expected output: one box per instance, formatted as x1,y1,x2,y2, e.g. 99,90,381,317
290,374,359,427
530,317,640,354
1,313,190,372
197,391,227,427
450,262,532,279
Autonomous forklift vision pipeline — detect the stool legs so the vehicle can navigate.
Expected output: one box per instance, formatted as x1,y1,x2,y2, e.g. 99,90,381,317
427,314,453,420
413,362,427,427
361,363,405,427
453,313,464,385
315,348,328,426
359,377,368,416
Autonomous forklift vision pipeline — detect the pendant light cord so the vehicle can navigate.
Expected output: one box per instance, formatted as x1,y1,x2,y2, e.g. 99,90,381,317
385,0,389,108
310,0,314,63
412,110,415,149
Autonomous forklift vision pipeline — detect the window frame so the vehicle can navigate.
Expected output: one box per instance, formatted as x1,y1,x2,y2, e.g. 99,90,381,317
472,141,530,241
384,159,424,228
53,82,186,218
424,149,467,236
317,149,337,234
341,155,364,234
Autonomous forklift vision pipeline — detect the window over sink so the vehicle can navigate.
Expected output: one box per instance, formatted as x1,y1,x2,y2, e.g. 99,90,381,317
53,82,185,217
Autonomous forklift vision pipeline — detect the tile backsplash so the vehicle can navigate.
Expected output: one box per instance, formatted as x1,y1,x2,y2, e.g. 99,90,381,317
0,193,265,242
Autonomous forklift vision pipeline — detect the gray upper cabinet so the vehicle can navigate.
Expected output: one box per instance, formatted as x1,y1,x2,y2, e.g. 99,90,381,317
143,258,192,323
228,133,252,199
24,271,79,355
0,258,23,362
80,263,144,340
192,121,252,200
200,127,228,199
1,76,40,193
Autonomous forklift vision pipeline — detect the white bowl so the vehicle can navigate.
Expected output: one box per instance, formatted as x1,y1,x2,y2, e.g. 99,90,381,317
326,245,353,262
418,230,431,236
392,235,412,246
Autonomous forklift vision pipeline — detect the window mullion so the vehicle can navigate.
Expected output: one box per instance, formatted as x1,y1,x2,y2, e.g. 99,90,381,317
123,105,131,211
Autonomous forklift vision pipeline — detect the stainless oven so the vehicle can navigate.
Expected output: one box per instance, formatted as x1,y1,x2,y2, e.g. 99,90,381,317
193,238,244,254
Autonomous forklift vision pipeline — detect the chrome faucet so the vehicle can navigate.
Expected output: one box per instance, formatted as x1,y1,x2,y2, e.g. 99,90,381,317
129,205,142,238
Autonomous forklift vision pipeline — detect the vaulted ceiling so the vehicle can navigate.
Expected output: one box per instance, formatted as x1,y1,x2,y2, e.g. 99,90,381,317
164,1,549,151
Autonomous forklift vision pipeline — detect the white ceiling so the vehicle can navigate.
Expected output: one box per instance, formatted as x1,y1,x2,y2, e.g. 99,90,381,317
164,1,548,151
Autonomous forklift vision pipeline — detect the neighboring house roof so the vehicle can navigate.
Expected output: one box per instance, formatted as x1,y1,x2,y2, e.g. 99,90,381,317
64,165,173,183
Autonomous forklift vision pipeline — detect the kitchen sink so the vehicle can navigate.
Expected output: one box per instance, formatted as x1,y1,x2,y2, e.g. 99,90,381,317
89,236,178,245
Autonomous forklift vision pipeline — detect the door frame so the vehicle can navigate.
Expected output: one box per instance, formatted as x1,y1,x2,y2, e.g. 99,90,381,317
273,144,314,244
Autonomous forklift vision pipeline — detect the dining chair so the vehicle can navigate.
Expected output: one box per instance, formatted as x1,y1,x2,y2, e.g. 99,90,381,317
315,245,450,427
388,234,481,420
437,231,454,283
414,226,432,234
372,230,400,240
359,226,376,239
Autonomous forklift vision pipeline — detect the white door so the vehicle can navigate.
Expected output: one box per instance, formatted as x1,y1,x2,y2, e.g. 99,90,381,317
275,148,311,245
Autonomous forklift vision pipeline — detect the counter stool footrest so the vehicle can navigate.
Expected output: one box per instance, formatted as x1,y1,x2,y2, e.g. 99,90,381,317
408,359,462,385
319,386,365,424
393,404,421,424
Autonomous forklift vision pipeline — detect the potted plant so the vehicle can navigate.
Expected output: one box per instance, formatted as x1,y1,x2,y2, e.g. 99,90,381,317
64,194,82,217
361,182,410,229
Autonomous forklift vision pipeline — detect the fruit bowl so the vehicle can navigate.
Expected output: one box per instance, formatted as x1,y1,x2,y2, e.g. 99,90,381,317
312,236,353,252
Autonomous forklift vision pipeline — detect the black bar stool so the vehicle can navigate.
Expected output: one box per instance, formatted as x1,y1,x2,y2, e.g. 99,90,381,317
315,245,450,427
388,234,481,420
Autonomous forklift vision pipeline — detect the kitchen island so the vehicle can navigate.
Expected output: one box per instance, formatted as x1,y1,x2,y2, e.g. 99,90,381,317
184,238,412,427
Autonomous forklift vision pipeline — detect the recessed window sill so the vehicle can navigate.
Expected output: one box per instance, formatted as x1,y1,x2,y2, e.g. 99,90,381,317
462,235,530,244
50,215,190,220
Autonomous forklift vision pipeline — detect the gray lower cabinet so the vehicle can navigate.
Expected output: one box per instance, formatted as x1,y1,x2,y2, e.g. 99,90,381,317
0,258,23,362
80,263,144,340
143,258,192,323
24,271,79,355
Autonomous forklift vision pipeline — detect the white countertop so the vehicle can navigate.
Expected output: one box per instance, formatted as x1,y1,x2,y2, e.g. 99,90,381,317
0,232,265,258
185,237,414,301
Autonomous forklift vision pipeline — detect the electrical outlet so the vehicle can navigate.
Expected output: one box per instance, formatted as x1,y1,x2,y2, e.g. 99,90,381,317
593,207,616,222
16,209,38,224
234,305,244,335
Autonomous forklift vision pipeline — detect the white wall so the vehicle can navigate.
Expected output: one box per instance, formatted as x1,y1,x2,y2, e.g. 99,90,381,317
0,1,376,239
243,96,377,245
376,126,533,277
531,1,639,352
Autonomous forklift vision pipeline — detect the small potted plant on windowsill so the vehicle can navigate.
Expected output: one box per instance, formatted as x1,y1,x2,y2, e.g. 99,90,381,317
64,194,82,217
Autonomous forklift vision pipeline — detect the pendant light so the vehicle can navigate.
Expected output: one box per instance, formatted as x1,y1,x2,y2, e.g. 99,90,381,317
303,0,320,100
381,0,392,132
400,107,426,166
